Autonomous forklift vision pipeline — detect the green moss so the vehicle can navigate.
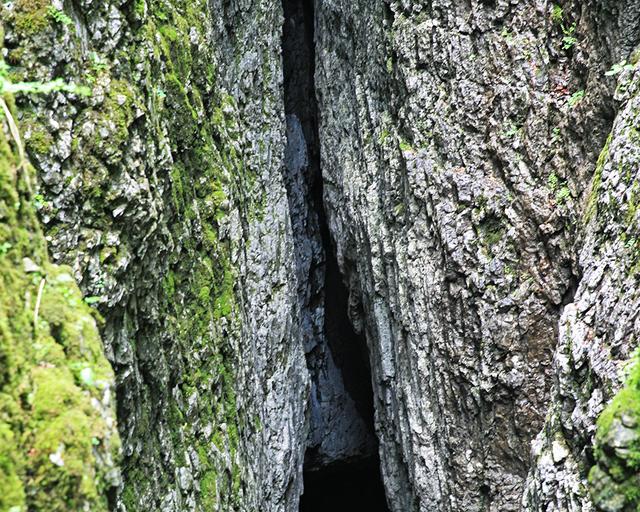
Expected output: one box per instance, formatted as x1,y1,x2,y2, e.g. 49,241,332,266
70,79,136,169
0,106,119,510
134,0,146,17
584,133,612,224
159,24,179,42
7,0,254,507
0,423,25,511
213,267,234,319
102,80,136,148
625,181,640,227
162,271,176,300
589,351,640,510
13,0,51,36
200,469,218,508
398,138,413,152
22,120,54,155
478,215,505,255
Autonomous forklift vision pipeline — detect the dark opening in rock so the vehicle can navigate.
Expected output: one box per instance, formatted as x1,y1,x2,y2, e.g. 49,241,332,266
299,457,390,512
281,0,390,510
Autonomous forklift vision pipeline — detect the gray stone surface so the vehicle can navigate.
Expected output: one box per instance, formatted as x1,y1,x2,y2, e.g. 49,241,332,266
4,1,308,510
6,0,640,510
315,1,640,511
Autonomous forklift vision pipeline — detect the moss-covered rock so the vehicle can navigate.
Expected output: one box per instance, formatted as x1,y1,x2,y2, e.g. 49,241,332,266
589,352,640,511
0,99,120,510
2,0,306,509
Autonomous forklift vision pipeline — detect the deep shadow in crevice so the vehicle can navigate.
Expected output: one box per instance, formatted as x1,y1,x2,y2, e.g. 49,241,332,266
300,457,390,512
281,0,390,510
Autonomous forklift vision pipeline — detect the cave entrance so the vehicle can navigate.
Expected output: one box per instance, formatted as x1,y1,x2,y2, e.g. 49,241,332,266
299,457,390,512
281,0,390,510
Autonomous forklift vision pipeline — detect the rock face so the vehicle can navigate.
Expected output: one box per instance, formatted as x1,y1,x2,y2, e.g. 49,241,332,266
315,1,640,511
0,100,120,511
4,0,640,511
282,0,378,472
526,56,640,512
3,1,308,510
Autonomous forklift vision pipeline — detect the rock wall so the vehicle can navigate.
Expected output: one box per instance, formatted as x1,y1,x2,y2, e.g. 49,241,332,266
4,0,640,511
282,0,378,472
2,0,308,510
526,50,640,512
315,0,640,510
0,97,119,510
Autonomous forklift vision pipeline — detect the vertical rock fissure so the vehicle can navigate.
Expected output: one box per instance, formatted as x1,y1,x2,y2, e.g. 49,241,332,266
281,1,389,510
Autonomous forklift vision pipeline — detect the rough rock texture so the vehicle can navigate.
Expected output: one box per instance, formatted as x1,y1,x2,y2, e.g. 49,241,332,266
5,0,640,511
315,1,640,511
0,99,120,511
2,0,308,510
526,59,640,512
282,0,377,471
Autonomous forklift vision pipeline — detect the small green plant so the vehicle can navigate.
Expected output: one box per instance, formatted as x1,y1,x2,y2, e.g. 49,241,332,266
561,23,577,49
551,5,564,24
568,89,585,108
551,127,561,143
33,193,47,208
0,61,90,96
398,139,413,152
501,27,513,42
503,123,520,138
0,242,12,256
89,52,108,74
47,6,73,26
548,173,571,203
556,185,571,203
606,60,635,76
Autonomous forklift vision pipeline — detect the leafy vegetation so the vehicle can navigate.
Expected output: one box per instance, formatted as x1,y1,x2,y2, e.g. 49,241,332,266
46,6,72,26
567,89,585,108
606,60,635,77
561,22,577,50
0,61,90,96
503,122,521,138
547,173,571,203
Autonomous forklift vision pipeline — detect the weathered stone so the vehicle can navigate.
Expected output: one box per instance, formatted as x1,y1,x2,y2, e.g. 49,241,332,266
5,1,640,511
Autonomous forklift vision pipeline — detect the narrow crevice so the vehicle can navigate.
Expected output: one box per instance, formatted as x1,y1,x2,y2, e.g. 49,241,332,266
281,0,389,510
299,457,390,512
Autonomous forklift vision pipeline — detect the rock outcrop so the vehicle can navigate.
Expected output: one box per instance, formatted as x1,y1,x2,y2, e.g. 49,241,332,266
3,0,640,511
315,1,640,510
0,97,119,510
2,1,307,510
